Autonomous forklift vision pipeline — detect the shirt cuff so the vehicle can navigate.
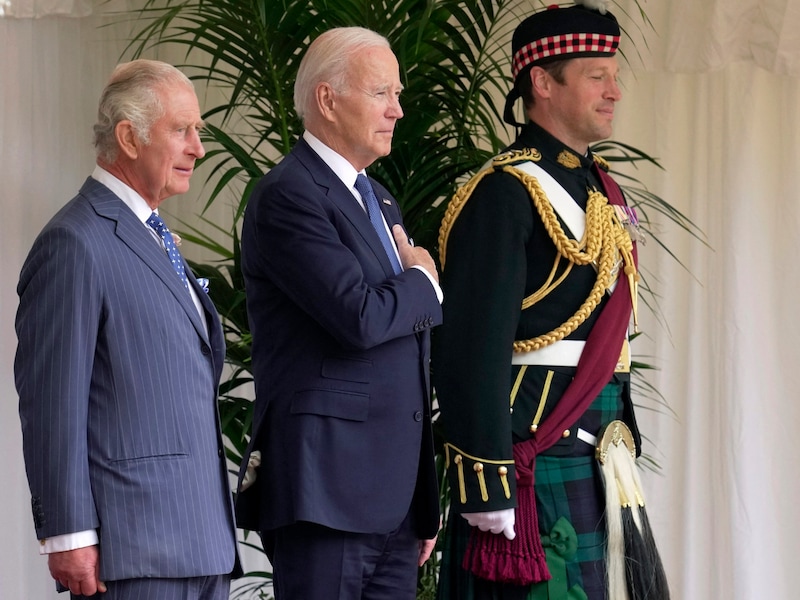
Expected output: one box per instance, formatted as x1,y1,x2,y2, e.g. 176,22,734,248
39,530,99,555
410,265,444,303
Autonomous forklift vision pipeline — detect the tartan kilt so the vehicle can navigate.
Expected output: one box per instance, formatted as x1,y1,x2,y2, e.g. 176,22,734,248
437,382,625,600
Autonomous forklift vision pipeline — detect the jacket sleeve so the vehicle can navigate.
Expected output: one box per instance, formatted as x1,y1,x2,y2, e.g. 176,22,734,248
15,223,102,539
433,172,534,513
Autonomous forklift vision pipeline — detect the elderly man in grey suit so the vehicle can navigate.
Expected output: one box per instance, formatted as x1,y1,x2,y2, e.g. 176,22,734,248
14,59,238,599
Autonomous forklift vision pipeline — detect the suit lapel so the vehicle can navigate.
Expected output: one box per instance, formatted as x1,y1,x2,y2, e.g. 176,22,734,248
82,179,211,343
293,140,401,276
187,271,226,377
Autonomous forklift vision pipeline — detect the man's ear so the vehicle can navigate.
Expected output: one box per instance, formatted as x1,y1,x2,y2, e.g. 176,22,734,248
315,83,337,122
115,120,140,160
530,66,552,99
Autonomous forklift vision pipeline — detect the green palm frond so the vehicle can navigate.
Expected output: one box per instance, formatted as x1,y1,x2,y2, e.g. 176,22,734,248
117,0,530,238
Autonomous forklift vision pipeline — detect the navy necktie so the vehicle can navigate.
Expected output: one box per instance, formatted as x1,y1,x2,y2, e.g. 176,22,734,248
354,174,402,275
146,212,189,290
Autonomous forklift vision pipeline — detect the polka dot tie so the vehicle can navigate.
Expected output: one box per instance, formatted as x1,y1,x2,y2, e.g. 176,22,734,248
146,212,189,290
354,174,402,275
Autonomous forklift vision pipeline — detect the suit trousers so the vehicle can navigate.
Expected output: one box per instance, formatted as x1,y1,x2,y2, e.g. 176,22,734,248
69,574,231,600
265,510,419,600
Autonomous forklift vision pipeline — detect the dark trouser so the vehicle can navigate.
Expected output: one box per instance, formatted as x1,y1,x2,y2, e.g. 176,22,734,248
70,574,231,600
264,511,419,600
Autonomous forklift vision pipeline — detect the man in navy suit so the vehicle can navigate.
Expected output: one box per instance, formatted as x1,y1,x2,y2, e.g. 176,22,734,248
15,59,238,599
236,27,443,599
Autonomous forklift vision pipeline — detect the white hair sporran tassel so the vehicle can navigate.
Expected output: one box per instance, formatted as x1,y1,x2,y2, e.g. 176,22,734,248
597,421,670,600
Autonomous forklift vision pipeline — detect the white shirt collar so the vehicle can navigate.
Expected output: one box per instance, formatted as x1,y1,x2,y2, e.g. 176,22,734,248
303,131,364,193
91,165,157,224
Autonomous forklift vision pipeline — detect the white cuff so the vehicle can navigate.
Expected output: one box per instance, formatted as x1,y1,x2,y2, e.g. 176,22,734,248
39,530,98,555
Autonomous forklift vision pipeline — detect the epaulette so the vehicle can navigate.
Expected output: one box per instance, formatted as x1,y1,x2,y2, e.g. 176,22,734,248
491,148,542,167
593,153,610,172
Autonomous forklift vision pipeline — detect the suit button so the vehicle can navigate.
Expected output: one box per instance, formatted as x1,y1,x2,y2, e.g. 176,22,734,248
201,345,211,356
413,411,423,422
218,447,224,458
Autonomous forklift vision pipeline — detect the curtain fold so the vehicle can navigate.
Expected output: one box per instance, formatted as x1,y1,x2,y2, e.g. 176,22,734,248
623,0,800,76
0,0,91,18
613,62,800,599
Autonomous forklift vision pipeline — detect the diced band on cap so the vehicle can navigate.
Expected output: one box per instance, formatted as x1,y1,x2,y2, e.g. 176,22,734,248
512,32,620,78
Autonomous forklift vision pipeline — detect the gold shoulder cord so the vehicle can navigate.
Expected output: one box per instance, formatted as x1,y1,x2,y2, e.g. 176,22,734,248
439,152,638,354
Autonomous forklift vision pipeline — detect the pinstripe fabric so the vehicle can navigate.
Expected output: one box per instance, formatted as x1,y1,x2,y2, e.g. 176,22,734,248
15,177,237,582
70,574,230,600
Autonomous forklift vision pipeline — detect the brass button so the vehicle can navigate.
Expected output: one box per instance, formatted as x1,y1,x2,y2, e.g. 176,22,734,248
473,462,484,473
498,466,508,476
562,429,571,438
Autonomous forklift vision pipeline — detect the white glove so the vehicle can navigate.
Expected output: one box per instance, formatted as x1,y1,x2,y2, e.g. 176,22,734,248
461,508,516,540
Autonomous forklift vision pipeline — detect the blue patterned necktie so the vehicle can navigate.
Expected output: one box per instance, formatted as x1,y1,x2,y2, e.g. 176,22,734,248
146,212,189,290
354,174,402,275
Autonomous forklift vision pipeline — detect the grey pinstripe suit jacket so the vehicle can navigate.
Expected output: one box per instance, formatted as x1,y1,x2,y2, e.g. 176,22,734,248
15,177,237,581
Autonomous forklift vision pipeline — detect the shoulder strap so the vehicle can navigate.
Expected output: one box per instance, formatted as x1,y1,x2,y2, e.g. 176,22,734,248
512,161,586,241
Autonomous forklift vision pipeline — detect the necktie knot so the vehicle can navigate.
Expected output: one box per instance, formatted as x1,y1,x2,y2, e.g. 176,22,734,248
147,212,189,290
354,175,402,275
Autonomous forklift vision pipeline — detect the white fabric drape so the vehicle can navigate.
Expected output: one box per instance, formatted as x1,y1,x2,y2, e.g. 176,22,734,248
0,0,91,18
2,1,799,598
614,2,800,596
614,65,800,599
625,0,800,76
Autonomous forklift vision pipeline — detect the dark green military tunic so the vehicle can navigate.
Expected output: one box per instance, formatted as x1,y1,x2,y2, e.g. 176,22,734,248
433,122,640,600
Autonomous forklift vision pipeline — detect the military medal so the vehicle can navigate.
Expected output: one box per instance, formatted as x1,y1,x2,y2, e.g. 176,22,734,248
613,205,646,245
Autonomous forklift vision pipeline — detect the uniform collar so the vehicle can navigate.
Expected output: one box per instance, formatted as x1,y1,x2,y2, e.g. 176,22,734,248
516,121,594,172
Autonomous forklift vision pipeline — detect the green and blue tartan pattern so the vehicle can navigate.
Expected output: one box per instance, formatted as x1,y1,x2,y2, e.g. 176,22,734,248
437,382,625,600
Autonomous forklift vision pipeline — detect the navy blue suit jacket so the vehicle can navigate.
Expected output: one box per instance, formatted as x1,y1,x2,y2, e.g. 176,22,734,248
15,177,238,581
236,138,442,538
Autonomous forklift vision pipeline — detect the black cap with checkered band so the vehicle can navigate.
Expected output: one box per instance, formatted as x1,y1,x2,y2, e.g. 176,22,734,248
503,0,620,126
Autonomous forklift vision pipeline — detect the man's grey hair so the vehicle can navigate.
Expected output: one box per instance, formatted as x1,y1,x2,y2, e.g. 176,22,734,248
93,59,195,163
294,27,391,123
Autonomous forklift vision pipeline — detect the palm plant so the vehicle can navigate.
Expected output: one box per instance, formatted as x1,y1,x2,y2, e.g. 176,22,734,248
113,0,705,596
120,0,528,246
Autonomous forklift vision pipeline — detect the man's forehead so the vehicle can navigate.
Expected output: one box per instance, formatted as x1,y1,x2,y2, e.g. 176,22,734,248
569,55,619,73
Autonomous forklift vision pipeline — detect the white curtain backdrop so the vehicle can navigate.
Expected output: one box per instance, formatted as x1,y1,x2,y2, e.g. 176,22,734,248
615,64,800,599
0,0,91,18
2,1,799,598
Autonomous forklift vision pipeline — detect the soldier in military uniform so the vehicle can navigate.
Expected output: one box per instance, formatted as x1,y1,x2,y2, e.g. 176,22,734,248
433,2,668,599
